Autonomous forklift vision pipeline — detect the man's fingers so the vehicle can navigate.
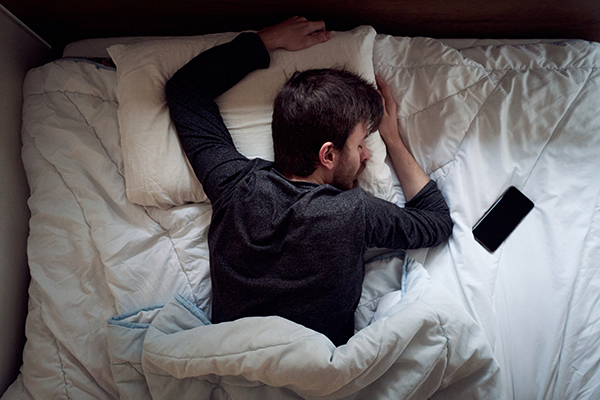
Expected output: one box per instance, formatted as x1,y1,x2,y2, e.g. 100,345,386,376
306,29,332,46
259,17,331,52
304,20,327,34
375,75,397,114
375,75,392,97
379,90,387,111
291,19,330,49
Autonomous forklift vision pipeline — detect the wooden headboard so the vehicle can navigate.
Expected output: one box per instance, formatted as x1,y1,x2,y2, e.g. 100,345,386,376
4,0,600,57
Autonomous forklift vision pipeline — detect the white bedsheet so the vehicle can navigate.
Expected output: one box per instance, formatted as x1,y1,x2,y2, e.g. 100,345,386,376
4,32,600,399
374,35,600,398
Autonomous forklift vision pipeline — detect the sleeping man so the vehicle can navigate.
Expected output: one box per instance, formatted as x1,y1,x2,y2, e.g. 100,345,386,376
165,17,453,346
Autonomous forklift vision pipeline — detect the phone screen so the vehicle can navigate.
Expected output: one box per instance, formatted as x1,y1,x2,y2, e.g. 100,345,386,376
472,186,534,253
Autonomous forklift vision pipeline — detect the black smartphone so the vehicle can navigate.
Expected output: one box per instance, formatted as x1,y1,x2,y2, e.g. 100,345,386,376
472,186,534,253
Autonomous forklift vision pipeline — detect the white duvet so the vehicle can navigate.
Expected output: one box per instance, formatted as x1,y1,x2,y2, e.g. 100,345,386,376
4,31,600,399
107,254,500,399
373,36,600,399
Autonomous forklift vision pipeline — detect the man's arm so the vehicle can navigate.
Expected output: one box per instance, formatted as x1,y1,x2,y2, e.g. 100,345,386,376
165,33,270,202
365,182,453,250
375,75,431,202
370,75,453,248
166,17,331,202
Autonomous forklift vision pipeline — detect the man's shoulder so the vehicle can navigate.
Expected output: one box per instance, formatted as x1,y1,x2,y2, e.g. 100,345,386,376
235,165,368,209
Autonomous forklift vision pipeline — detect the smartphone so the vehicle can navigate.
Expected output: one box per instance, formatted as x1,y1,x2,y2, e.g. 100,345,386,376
472,186,534,253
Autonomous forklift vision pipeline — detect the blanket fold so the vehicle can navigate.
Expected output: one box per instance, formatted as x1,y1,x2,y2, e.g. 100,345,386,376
107,254,502,399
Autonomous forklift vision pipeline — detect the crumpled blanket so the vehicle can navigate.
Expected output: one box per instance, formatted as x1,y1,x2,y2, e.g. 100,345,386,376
107,253,503,399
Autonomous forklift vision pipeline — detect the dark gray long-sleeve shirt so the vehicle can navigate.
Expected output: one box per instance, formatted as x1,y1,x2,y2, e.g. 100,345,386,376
166,32,453,346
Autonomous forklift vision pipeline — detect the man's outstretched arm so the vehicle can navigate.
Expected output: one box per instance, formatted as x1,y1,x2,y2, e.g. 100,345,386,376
375,75,432,202
368,75,453,248
165,17,331,202
165,32,270,202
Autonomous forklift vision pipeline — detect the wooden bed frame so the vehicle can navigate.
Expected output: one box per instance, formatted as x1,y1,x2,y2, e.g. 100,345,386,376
4,0,600,58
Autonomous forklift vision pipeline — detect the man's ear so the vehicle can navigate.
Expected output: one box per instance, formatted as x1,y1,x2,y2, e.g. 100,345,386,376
318,142,337,170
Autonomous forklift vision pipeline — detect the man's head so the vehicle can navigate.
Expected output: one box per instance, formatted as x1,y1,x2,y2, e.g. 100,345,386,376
272,69,383,190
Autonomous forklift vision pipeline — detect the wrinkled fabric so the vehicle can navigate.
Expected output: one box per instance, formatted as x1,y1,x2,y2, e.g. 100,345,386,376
374,35,600,399
106,255,502,400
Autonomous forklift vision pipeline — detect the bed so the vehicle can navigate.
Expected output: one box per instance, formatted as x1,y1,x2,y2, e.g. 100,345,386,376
3,24,600,399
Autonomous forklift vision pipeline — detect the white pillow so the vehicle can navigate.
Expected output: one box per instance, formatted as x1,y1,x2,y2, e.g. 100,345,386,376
108,26,396,208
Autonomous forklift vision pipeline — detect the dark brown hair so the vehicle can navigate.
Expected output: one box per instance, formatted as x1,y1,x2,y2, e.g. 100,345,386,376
272,69,383,177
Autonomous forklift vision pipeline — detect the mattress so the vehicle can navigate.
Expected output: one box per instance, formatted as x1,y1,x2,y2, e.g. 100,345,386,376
3,28,600,399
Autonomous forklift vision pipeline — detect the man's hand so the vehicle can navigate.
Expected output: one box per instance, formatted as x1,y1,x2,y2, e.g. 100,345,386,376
375,74,431,201
258,16,332,52
375,75,402,148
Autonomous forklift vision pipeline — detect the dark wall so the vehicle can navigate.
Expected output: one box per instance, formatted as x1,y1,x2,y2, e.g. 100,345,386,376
4,0,600,56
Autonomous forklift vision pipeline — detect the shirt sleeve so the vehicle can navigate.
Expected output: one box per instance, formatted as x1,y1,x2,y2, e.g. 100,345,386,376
364,180,453,249
165,32,271,203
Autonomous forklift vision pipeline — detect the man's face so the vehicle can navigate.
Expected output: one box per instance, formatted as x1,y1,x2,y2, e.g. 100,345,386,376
332,123,371,191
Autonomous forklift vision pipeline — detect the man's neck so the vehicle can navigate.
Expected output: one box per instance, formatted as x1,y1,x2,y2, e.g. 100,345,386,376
284,167,331,186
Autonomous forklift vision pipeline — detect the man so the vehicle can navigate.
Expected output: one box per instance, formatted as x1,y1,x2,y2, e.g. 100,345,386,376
166,17,453,346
